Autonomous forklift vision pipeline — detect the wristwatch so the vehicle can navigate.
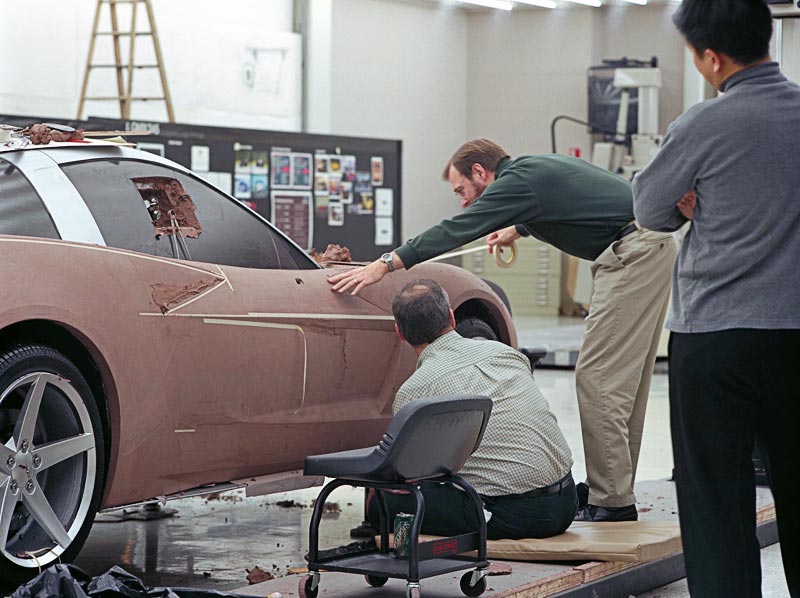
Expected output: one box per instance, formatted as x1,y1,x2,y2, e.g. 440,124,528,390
379,252,396,272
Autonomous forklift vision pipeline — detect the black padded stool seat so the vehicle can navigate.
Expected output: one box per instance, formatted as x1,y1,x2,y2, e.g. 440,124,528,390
304,395,492,483
299,395,494,598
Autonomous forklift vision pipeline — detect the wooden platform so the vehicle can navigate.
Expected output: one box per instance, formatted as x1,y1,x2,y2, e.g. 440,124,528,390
234,480,777,598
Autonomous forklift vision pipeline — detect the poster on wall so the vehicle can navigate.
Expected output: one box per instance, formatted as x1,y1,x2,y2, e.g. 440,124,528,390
375,188,393,216
292,153,312,188
271,151,292,188
375,217,393,246
191,145,210,172
271,190,313,250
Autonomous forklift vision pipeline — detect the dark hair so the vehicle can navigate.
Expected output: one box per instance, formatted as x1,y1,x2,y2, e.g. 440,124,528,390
392,279,452,346
673,0,772,65
442,138,510,180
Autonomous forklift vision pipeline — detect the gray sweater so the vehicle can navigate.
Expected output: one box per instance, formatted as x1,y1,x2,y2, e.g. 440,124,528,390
633,62,800,333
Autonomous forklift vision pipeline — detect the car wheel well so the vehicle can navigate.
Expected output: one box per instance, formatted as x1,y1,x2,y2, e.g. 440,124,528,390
454,300,506,344
0,320,111,473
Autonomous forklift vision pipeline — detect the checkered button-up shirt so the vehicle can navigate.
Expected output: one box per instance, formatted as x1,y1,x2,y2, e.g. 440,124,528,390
393,331,573,496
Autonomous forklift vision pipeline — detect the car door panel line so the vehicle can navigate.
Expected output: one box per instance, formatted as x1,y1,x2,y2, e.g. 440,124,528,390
201,318,307,411
0,237,222,278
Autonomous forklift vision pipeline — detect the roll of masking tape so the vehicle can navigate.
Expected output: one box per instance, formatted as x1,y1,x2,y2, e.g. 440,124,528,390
495,241,517,269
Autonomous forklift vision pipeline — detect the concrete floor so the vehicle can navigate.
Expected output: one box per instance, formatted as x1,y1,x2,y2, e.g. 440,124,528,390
71,317,790,597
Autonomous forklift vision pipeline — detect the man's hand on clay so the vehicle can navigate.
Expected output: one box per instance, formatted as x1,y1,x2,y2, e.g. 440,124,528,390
677,190,697,220
328,259,388,296
487,225,521,255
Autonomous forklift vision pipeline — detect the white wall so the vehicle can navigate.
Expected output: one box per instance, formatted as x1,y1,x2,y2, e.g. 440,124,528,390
466,7,594,158
0,0,299,129
318,0,470,240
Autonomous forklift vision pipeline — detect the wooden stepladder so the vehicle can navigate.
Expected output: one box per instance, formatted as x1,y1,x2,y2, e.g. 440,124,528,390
77,0,175,122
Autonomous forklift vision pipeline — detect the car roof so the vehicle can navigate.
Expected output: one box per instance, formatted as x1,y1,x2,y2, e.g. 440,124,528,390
1,137,323,269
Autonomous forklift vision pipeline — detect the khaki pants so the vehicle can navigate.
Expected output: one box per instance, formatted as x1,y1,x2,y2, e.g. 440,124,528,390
575,229,677,508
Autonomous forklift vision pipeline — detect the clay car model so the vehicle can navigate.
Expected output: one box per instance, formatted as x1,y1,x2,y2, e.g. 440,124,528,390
0,140,516,582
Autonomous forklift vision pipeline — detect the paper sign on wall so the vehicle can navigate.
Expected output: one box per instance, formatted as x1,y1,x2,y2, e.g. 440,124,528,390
375,188,393,216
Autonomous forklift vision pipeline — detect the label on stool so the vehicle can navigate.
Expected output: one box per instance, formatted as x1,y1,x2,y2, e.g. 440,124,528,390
393,513,414,559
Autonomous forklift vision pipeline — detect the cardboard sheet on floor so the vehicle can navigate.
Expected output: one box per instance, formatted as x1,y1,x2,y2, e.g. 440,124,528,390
485,521,681,563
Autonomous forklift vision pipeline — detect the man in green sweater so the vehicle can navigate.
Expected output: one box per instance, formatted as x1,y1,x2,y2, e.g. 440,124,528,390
329,139,676,521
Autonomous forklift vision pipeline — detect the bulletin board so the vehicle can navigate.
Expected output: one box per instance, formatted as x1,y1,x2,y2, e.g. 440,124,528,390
0,114,402,262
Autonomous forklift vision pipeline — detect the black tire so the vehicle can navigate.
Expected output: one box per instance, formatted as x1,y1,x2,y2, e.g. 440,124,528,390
460,571,487,597
455,317,498,341
299,574,319,598
365,574,389,587
0,345,105,588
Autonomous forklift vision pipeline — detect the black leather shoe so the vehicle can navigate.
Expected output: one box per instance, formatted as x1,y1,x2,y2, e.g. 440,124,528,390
574,504,638,522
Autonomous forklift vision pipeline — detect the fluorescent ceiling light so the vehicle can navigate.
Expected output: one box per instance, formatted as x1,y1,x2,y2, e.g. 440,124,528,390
560,0,602,6
515,0,557,8
455,0,514,9
621,0,647,4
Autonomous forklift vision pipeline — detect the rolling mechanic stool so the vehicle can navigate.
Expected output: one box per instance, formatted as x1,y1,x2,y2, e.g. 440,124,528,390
300,395,493,598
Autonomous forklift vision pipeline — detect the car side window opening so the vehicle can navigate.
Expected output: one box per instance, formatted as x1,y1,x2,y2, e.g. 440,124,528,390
62,159,316,270
133,176,203,261
0,158,60,239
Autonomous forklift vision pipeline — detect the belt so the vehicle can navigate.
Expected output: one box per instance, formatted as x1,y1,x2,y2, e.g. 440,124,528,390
525,471,574,497
616,222,639,241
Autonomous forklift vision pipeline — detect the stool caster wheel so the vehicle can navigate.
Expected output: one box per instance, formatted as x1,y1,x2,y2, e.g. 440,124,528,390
406,581,421,598
365,574,389,587
299,573,320,598
460,570,488,597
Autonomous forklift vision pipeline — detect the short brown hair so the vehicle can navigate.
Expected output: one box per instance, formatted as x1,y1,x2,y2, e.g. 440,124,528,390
442,138,510,180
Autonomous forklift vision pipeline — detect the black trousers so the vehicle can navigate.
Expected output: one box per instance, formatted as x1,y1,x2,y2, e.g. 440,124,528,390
670,330,800,597
367,474,577,541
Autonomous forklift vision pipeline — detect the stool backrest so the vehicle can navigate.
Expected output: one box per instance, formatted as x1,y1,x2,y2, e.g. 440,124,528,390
374,395,492,481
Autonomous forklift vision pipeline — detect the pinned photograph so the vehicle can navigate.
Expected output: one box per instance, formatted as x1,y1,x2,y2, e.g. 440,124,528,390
328,203,345,227
329,156,342,174
328,173,342,198
341,181,354,204
371,156,384,186
342,155,357,182
252,174,269,200
315,155,330,173
235,149,252,173
234,173,252,200
355,171,372,194
315,173,329,193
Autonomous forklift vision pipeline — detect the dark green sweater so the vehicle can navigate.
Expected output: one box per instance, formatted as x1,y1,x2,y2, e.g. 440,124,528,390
395,155,634,267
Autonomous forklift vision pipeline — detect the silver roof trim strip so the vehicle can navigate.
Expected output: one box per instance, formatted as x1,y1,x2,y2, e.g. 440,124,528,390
2,150,106,245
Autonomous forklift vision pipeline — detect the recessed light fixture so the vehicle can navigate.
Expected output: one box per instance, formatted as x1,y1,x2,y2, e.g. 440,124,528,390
515,0,558,8
455,0,514,9
560,0,602,6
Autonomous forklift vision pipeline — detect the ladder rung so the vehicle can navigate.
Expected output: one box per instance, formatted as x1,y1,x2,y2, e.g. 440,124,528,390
95,31,153,36
101,0,139,4
90,64,160,69
84,96,167,101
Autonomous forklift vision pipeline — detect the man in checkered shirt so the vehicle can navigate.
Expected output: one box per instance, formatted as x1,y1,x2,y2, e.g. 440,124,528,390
368,278,576,540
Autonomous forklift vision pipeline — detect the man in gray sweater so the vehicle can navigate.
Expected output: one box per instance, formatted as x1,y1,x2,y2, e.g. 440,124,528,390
632,1,799,596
